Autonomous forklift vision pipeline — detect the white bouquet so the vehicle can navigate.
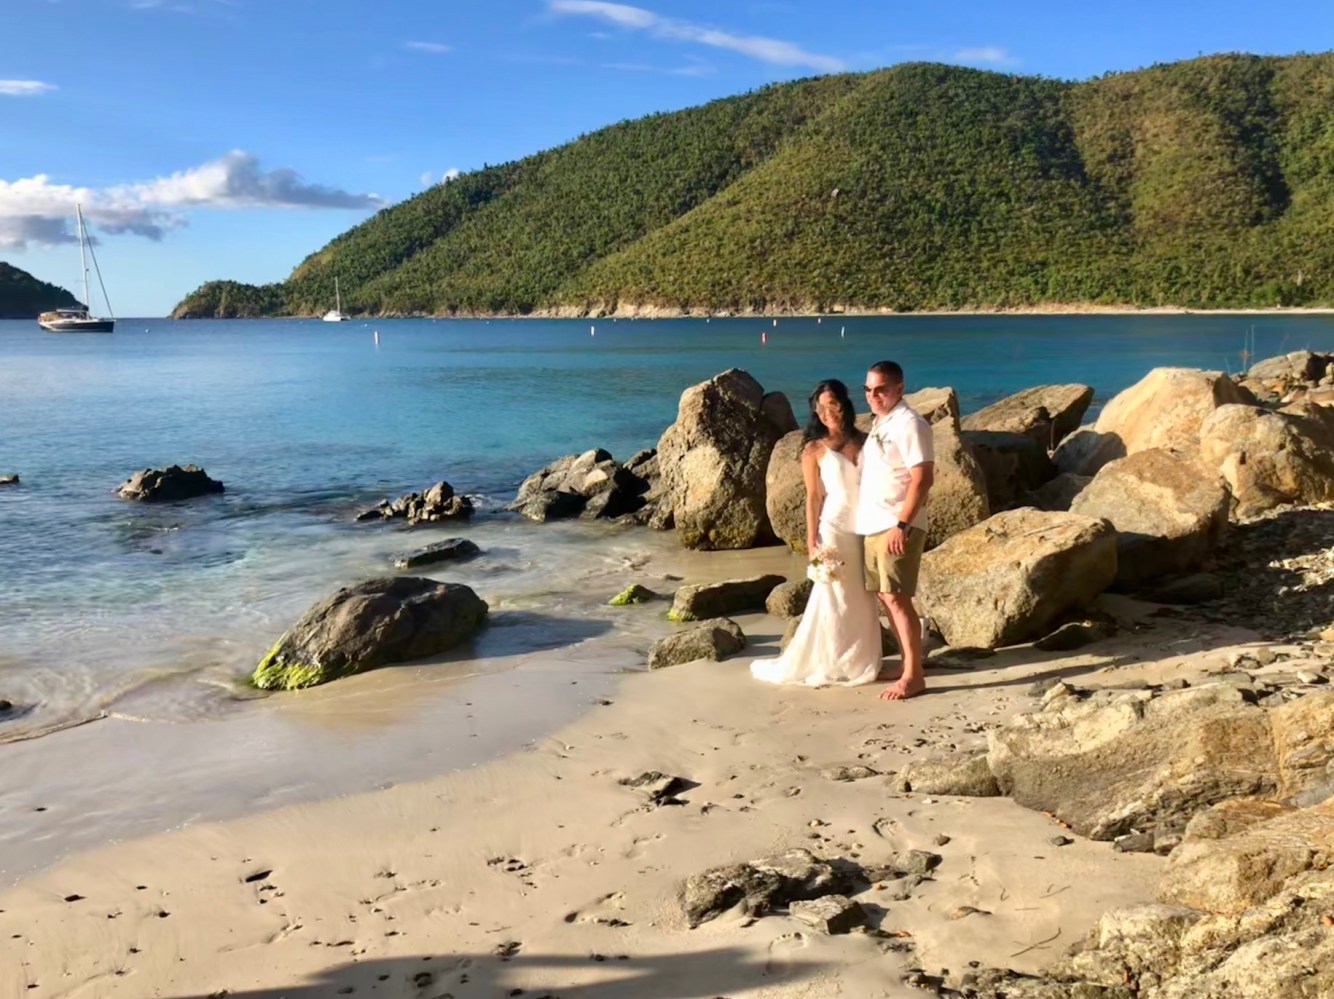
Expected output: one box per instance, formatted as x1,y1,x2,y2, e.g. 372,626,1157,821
806,544,843,584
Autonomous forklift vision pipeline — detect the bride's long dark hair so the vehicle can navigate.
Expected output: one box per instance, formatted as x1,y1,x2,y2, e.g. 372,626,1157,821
800,378,864,452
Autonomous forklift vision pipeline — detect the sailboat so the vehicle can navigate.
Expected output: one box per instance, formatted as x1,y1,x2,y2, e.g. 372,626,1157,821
322,276,350,322
38,204,115,333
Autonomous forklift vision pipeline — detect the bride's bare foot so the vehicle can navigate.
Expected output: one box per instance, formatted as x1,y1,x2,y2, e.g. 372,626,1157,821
879,676,925,701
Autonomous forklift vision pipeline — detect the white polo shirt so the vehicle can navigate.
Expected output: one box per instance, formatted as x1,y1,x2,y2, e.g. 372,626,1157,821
857,400,934,535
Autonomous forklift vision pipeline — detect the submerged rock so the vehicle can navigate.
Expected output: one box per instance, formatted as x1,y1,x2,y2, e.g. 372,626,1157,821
0,474,18,486
117,464,224,502
393,538,480,569
252,576,488,690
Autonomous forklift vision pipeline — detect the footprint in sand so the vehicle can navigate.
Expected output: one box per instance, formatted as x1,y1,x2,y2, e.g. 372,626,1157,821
764,931,808,974
623,833,664,860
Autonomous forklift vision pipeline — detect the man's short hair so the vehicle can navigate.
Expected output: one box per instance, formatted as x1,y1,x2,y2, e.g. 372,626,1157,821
868,360,904,384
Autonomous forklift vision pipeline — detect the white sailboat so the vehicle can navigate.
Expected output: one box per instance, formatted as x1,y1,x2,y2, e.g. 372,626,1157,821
322,276,350,322
38,204,115,333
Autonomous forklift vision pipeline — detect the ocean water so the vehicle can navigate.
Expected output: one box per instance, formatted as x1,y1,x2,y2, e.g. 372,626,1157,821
3,312,1334,743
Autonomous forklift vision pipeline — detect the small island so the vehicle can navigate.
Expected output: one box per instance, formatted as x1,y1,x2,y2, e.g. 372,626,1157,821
0,262,79,320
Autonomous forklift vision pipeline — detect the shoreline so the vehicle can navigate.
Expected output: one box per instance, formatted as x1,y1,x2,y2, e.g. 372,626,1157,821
0,566,1271,996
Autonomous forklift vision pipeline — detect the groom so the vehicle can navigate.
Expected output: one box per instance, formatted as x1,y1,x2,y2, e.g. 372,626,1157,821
859,361,935,701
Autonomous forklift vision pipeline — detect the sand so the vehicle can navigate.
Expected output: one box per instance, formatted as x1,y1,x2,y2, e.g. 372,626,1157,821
0,555,1263,998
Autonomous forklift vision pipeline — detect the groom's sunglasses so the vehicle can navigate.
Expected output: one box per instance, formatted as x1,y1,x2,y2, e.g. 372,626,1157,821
863,384,894,395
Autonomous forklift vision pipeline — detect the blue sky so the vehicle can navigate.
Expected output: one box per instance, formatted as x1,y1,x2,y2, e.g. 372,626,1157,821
3,0,1332,316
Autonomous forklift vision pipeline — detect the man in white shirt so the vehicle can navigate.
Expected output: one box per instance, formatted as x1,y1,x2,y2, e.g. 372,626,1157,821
858,361,935,700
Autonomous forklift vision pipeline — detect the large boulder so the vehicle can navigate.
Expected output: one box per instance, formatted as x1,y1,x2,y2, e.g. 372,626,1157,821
1024,472,1091,512
903,386,959,428
1052,426,1126,477
917,509,1117,649
1068,448,1231,589
1248,349,1333,386
668,574,786,621
117,464,224,502
961,384,1094,448
961,430,1057,510
656,370,795,549
922,421,991,549
987,684,1277,847
507,448,650,522
766,578,812,619
1198,402,1334,518
764,430,808,552
252,577,488,690
358,480,474,524
1057,368,1254,476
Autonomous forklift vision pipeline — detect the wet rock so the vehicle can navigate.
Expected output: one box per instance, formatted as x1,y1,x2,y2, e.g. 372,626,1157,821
0,474,18,486
358,480,474,524
117,464,224,502
655,369,794,550
647,618,746,669
1069,448,1230,589
681,848,854,927
917,509,1117,649
789,895,867,935
765,578,812,619
393,537,480,569
608,584,659,606
891,752,1000,797
508,448,651,522
961,384,1094,448
252,577,488,690
668,574,785,621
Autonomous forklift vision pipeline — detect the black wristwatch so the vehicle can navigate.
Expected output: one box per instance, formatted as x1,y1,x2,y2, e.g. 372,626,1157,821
895,520,910,531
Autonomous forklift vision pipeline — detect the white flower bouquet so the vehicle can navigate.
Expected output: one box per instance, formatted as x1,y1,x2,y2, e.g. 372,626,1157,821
806,544,843,584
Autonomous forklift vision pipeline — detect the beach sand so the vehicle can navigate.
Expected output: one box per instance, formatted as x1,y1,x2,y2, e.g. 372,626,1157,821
0,547,1262,999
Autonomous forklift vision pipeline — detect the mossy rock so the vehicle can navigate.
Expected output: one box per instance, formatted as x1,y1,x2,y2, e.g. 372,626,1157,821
609,583,659,606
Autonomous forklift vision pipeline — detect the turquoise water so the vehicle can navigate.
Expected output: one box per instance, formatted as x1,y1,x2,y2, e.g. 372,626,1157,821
3,313,1334,738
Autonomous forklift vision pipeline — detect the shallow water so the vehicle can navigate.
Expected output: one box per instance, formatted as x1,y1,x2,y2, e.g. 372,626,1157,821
3,313,1334,740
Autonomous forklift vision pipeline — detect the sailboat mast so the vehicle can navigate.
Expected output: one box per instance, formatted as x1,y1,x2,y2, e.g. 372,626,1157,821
76,204,91,311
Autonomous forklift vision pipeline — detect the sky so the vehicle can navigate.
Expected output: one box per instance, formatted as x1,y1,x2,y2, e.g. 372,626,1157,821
3,0,1333,316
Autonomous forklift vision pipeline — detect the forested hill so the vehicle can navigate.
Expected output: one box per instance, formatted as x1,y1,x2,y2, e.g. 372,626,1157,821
174,53,1334,318
0,262,79,319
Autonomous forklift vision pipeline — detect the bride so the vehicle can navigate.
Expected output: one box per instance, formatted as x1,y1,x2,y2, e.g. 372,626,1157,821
751,379,883,687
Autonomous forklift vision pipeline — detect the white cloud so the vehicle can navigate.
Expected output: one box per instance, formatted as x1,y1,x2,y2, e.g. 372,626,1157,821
952,46,1018,67
0,151,382,249
548,1,845,73
443,167,460,182
0,80,57,96
420,168,462,188
405,40,453,54
603,61,715,77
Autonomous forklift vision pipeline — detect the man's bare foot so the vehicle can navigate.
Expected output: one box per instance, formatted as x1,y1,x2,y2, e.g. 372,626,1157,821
879,676,925,701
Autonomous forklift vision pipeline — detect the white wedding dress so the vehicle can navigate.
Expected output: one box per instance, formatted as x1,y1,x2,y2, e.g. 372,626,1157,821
751,447,883,687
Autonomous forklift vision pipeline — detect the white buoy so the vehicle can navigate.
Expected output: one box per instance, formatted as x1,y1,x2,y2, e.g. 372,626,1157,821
590,325,595,336
772,318,778,327
817,317,822,324
373,330,380,344
840,326,845,338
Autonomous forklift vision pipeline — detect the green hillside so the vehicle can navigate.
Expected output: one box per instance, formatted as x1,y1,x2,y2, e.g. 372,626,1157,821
0,262,80,319
173,53,1334,318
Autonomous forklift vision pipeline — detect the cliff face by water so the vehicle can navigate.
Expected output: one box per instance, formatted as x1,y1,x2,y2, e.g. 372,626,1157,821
0,262,79,319
174,52,1334,319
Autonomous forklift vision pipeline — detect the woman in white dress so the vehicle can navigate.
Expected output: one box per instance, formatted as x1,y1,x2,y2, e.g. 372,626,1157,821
751,379,883,687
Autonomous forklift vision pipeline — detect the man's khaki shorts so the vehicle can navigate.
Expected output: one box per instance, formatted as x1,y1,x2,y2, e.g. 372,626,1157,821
863,526,927,596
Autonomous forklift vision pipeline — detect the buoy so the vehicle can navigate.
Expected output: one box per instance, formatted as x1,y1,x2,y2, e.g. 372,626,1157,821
817,317,822,324
840,326,845,338
772,318,778,327
590,325,595,336
761,331,767,344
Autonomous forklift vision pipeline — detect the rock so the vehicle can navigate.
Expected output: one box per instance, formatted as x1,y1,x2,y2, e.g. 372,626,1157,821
1069,448,1230,589
117,464,224,502
1079,368,1255,475
987,684,1278,843
1141,572,1224,605
780,616,801,651
359,480,474,524
961,384,1094,448
788,895,866,935
1159,798,1334,914
1198,402,1334,517
619,771,693,806
893,752,1000,796
0,474,18,486
252,577,488,690
922,420,991,549
0,699,13,713
1052,426,1127,478
1249,349,1334,385
1113,830,1157,853
917,509,1117,649
508,449,650,522
763,431,808,552
1181,798,1293,841
1023,472,1091,512
765,578,812,619
509,490,584,522
892,850,943,877
1033,619,1114,652
1269,690,1334,805
903,386,959,428
608,584,659,606
1050,835,1073,846
668,574,785,621
655,369,793,550
393,538,480,569
681,848,854,927
820,765,880,782
962,430,1058,510
647,618,746,669
761,391,800,435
